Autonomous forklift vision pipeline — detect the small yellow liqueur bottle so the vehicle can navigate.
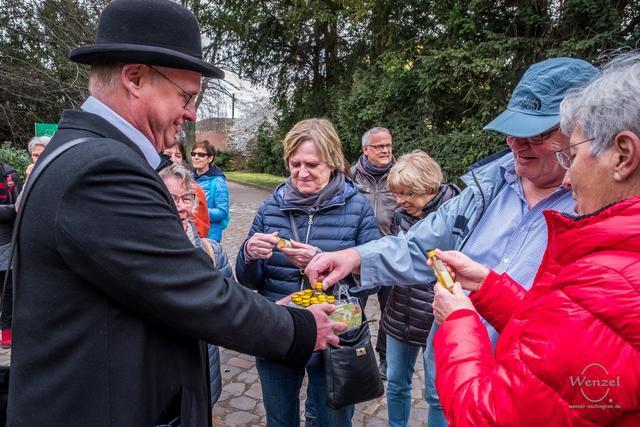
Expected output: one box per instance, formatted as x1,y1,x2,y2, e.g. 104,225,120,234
427,250,455,293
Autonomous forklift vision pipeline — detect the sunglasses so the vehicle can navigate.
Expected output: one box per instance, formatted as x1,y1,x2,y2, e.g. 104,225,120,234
191,152,209,158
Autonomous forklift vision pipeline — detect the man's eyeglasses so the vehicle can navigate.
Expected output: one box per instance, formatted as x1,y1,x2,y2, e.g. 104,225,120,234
170,193,196,206
508,126,560,145
367,143,392,152
191,151,209,158
150,66,198,108
554,138,593,170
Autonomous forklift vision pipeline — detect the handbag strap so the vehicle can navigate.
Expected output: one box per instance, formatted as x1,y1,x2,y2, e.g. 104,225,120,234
0,137,92,309
287,211,301,242
287,211,306,290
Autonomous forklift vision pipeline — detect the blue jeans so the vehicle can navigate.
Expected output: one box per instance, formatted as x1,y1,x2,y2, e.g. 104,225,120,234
424,323,448,427
256,355,354,427
386,335,423,427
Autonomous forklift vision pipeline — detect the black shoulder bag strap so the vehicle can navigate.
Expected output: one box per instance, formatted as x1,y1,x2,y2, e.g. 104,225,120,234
0,137,92,312
288,210,301,242
287,211,309,291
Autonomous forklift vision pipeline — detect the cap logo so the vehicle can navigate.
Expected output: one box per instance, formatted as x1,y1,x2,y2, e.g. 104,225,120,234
519,96,542,111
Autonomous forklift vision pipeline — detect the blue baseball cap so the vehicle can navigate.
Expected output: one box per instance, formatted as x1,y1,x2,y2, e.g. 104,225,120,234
484,57,599,137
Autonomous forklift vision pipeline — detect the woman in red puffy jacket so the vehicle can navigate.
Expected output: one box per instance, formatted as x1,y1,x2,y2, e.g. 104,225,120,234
430,53,640,427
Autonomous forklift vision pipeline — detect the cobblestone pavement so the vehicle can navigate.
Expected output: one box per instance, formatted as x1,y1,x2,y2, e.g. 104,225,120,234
217,181,428,426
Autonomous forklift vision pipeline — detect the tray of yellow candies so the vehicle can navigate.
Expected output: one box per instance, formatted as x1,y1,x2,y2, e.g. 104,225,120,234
288,282,362,332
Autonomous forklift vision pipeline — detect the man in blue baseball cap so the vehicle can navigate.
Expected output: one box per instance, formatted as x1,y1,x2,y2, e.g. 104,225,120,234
304,57,598,426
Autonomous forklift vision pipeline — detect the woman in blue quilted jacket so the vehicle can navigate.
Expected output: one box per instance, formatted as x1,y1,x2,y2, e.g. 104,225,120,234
191,140,229,241
236,118,380,427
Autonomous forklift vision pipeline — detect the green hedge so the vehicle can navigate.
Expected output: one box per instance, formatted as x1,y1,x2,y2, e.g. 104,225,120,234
0,143,30,181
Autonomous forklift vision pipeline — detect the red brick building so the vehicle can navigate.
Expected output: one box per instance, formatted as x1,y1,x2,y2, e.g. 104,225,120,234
196,118,234,152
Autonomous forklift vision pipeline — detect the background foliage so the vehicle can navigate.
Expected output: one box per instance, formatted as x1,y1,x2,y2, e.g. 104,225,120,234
1,0,639,181
210,0,640,180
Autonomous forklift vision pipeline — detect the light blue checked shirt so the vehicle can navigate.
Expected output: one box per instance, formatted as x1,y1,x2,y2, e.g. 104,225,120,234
461,162,575,347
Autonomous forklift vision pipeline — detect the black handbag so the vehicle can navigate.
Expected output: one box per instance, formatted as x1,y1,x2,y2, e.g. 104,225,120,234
322,319,384,410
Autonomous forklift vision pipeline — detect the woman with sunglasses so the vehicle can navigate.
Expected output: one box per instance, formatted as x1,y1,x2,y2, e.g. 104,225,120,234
191,140,230,241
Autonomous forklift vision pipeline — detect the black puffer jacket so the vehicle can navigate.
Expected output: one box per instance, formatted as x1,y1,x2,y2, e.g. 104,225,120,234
380,183,460,346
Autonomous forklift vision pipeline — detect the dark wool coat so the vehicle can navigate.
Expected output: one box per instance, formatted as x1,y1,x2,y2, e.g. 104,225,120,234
7,110,315,426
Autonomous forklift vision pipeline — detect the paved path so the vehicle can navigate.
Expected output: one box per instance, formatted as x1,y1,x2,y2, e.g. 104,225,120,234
216,181,428,426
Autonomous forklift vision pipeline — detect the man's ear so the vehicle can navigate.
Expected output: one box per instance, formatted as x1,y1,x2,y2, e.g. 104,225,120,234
612,131,640,182
120,64,147,99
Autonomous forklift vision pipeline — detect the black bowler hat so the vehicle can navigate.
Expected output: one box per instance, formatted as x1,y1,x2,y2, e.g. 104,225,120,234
69,0,224,79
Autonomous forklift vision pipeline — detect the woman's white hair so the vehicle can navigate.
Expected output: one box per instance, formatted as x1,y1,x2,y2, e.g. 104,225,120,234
158,162,194,192
560,51,640,156
28,136,51,153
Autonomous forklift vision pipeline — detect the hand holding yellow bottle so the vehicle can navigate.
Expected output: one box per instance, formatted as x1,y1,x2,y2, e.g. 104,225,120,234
427,250,455,293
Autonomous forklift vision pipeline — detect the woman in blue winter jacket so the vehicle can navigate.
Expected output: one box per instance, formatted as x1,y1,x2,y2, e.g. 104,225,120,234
191,140,229,241
236,118,380,427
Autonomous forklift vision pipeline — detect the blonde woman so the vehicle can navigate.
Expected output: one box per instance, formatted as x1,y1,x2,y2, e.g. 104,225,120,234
236,118,380,426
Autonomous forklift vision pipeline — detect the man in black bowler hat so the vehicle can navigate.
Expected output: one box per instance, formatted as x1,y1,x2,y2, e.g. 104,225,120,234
7,1,345,425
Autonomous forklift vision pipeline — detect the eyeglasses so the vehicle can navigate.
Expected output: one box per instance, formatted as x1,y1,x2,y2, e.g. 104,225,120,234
191,151,209,158
393,190,414,199
554,138,593,170
170,193,196,206
366,143,392,151
508,126,559,145
150,66,198,108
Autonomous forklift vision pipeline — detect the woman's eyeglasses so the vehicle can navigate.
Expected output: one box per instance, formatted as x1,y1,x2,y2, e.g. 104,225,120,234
393,190,414,199
171,193,196,206
191,152,209,158
554,138,593,170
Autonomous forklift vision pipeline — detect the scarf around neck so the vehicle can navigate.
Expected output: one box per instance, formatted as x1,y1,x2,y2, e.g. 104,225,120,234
283,171,346,214
360,154,394,181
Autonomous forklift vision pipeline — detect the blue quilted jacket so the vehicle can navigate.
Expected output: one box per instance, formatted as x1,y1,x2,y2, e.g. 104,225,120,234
236,177,380,301
194,165,229,241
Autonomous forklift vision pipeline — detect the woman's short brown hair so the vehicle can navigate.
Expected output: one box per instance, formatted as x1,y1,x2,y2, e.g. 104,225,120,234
387,150,443,195
192,140,216,165
282,118,346,173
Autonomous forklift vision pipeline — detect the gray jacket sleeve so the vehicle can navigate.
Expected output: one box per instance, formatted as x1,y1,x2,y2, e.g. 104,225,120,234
356,188,475,288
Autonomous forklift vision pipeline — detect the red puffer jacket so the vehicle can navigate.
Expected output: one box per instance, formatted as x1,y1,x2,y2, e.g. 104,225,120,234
434,196,640,427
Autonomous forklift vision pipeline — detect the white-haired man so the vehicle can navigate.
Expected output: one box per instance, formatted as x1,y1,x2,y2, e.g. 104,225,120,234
429,51,640,427
351,126,398,378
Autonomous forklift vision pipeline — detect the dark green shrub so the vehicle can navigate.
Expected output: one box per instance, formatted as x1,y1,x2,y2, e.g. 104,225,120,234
0,143,30,181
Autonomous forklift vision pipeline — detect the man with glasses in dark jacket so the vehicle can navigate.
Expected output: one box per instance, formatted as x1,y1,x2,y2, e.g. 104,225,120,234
351,127,398,379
